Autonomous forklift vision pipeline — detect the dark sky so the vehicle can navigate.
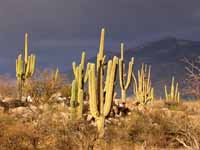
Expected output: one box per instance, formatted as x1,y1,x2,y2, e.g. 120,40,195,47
1,0,200,74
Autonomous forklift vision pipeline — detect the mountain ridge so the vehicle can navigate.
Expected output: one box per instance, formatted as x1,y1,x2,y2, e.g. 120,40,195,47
84,37,200,98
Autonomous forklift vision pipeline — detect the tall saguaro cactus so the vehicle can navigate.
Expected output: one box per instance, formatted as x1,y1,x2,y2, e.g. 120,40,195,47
133,64,154,105
164,76,180,104
119,43,134,102
70,51,89,119
16,33,36,99
88,28,118,137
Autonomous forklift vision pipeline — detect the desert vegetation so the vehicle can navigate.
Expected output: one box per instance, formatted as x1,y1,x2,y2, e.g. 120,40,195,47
0,28,200,150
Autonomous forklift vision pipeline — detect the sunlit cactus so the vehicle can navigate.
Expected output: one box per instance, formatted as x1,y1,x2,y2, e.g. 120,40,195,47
119,43,134,102
88,28,118,137
164,76,180,104
70,51,89,119
16,33,36,99
53,67,59,82
132,64,154,105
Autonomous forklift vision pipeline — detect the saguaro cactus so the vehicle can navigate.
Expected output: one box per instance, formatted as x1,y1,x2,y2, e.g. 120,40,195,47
16,33,36,99
119,43,134,102
53,68,59,82
133,64,154,105
164,76,180,104
88,28,118,137
70,51,89,119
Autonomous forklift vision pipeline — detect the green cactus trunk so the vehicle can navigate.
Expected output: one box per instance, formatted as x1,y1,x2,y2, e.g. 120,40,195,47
164,77,180,104
88,28,118,137
133,64,154,105
17,79,23,99
70,80,78,119
119,43,134,103
121,89,126,102
70,51,88,120
16,33,36,99
96,116,105,138
77,89,84,119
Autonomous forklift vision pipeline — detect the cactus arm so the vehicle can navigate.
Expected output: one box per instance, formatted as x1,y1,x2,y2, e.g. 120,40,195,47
81,51,86,68
119,59,125,89
171,76,175,100
164,85,168,101
98,28,105,59
72,62,77,76
132,72,138,96
30,55,36,76
175,82,178,101
124,57,134,89
88,64,99,118
97,28,105,71
120,42,124,60
147,65,151,90
103,56,118,116
104,59,112,92
53,68,59,81
16,54,23,79
84,63,90,83
24,33,28,64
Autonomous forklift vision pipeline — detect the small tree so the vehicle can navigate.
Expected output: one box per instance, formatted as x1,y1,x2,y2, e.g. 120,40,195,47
183,56,200,99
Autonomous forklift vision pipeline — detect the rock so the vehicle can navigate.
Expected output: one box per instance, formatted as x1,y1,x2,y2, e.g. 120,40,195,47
38,103,49,111
2,97,14,102
0,99,30,113
105,119,111,124
10,106,34,117
87,114,93,121
90,120,96,127
49,92,67,104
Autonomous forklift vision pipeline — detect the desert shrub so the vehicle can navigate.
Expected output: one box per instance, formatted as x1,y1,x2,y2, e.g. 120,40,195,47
0,113,39,150
127,109,200,149
25,69,71,105
0,74,17,98
0,107,97,150
183,56,200,99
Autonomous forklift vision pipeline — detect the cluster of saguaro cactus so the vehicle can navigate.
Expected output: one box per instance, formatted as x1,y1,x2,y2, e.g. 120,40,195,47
132,64,154,105
164,76,180,104
16,33,36,99
88,29,118,137
70,51,89,119
119,43,134,102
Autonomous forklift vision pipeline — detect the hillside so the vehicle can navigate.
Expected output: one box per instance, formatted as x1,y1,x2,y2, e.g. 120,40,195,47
84,37,200,98
126,37,200,97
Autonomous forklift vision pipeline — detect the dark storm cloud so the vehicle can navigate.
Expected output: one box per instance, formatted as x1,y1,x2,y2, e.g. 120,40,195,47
1,0,200,38
0,0,200,74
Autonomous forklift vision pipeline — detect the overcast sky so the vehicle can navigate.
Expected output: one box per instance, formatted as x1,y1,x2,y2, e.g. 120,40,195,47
1,0,200,74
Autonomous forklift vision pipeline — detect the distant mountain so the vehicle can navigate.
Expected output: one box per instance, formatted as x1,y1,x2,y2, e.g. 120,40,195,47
124,37,200,97
79,37,200,98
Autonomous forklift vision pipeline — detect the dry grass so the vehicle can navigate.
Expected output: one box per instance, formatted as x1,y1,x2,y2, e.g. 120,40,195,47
0,107,98,150
1,100,200,150
0,73,200,149
0,74,17,98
